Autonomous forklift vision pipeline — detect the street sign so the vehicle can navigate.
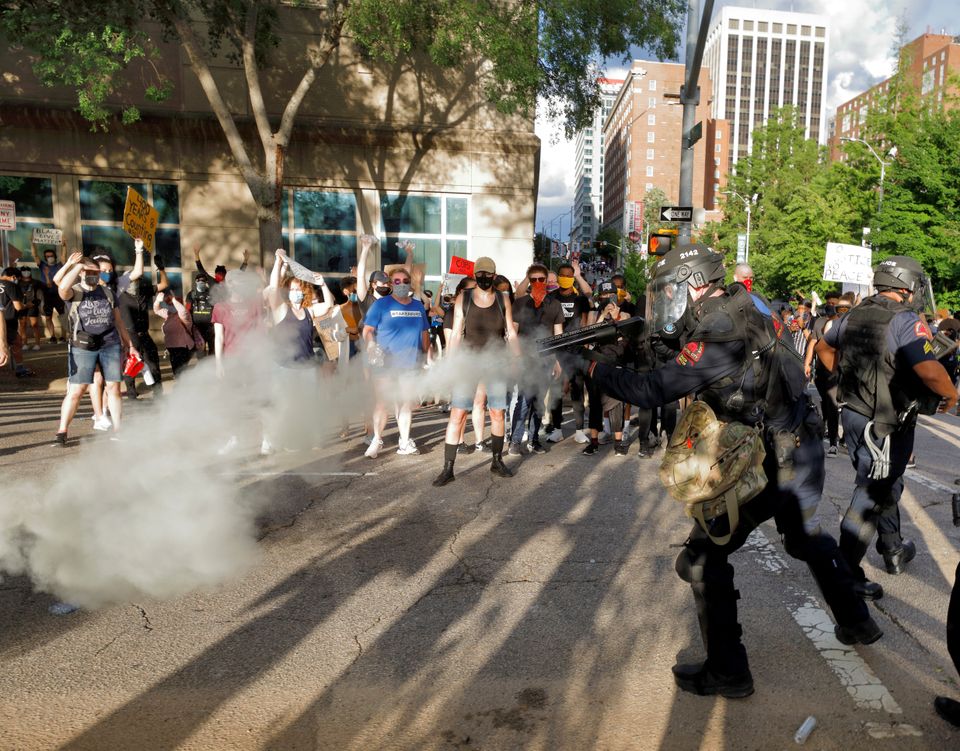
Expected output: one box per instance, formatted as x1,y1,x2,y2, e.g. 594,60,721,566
659,206,694,222
32,227,63,245
122,187,159,251
684,121,703,149
0,200,15,230
736,233,747,263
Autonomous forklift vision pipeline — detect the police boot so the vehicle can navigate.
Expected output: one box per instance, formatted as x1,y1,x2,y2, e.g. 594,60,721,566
934,697,960,728
671,661,754,699
835,615,883,645
433,443,458,487
489,435,513,478
881,539,916,575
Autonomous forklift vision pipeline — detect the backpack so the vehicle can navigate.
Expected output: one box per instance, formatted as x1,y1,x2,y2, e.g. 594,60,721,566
659,400,767,545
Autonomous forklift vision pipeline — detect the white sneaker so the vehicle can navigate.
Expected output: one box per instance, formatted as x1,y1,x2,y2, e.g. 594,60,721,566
397,438,419,456
260,438,274,456
362,433,374,446
32,344,40,351
574,429,589,444
364,438,383,458
218,435,238,456
92,415,112,431
521,431,529,444
546,428,564,443
598,431,612,445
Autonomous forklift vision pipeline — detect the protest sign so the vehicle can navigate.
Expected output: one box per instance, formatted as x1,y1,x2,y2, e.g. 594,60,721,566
448,256,474,276
32,227,62,245
122,187,159,251
0,200,15,231
441,273,466,296
823,242,872,286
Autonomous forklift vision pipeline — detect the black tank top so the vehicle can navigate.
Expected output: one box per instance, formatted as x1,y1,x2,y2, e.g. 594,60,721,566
463,290,505,349
275,307,315,363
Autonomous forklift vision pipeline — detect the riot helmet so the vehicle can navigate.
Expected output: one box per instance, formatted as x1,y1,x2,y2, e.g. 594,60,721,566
873,255,933,311
649,243,725,335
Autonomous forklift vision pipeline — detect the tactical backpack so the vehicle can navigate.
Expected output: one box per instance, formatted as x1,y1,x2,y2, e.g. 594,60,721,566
659,400,767,545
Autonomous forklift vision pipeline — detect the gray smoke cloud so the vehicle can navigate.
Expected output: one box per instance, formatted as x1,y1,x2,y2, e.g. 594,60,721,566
0,277,561,609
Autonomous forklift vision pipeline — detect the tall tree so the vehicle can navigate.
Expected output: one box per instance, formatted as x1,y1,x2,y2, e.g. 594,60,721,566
1,0,685,261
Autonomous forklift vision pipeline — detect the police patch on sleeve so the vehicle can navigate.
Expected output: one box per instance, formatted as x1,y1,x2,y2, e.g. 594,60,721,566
914,320,932,340
675,341,706,366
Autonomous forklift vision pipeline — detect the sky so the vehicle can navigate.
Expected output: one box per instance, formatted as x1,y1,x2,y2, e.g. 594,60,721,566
535,0,955,235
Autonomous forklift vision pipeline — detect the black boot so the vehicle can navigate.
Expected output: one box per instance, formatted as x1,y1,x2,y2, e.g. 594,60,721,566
489,435,513,478
672,661,754,698
433,443,459,487
882,539,916,574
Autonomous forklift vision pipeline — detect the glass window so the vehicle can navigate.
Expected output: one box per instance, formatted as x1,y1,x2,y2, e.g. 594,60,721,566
646,166,654,177
787,24,797,34
446,197,468,235
294,191,356,231
816,27,825,38
647,114,656,125
743,20,753,31
773,23,783,33
294,234,358,274
5,221,55,263
648,79,657,91
647,148,655,159
647,132,655,143
648,97,657,108
0,175,54,218
82,225,139,266
758,22,768,32
380,194,441,234
801,25,811,36
153,183,180,225
729,19,739,29
80,180,147,222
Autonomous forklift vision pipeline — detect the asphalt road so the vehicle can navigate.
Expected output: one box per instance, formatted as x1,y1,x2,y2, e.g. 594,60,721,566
1,344,959,750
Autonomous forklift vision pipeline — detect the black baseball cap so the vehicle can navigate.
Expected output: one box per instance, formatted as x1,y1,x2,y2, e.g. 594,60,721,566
369,270,390,285
598,281,616,296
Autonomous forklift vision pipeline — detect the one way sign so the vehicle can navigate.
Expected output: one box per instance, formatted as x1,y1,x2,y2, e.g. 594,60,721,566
659,206,693,222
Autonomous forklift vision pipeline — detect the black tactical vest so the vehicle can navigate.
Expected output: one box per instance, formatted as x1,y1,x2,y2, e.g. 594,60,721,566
191,288,213,321
837,294,936,436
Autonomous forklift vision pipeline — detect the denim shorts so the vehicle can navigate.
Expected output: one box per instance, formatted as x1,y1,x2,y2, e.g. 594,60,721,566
451,379,509,411
68,343,122,384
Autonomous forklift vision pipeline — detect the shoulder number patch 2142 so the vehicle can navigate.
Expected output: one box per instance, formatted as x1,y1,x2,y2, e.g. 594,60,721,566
676,341,706,367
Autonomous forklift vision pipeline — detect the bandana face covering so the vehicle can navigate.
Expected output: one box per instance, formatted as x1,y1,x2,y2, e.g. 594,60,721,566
743,278,753,293
557,276,575,290
530,281,547,308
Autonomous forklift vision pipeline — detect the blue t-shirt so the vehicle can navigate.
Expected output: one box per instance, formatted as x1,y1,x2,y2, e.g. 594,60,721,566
364,295,428,368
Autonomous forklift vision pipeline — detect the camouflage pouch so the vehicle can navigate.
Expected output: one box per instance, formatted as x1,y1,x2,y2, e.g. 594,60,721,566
659,400,767,545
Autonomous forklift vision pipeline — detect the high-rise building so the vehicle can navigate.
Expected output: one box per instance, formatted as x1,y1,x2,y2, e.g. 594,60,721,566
601,60,725,234
571,78,622,249
704,6,830,169
829,32,960,160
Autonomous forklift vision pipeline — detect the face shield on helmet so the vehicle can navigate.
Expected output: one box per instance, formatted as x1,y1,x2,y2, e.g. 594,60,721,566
649,267,690,336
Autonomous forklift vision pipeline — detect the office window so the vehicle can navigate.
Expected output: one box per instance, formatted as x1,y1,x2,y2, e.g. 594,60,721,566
729,19,739,29
646,166,654,177
377,194,468,281
773,23,783,33
816,27,825,38
758,21,768,32
647,114,656,125
715,144,722,153
0,174,55,263
648,79,657,91
787,24,797,34
80,180,183,287
743,20,753,31
648,97,657,108
801,25,811,36
647,132,655,143
647,148,655,159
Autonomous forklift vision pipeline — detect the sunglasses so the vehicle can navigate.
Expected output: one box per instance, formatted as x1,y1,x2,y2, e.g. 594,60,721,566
391,278,409,284
529,276,546,282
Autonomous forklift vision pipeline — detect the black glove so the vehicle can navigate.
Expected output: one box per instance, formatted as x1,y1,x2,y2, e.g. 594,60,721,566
154,254,165,270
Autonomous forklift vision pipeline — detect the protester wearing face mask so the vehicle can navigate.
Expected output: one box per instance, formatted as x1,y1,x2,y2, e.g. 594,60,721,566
544,262,592,443
187,273,216,355
55,253,140,445
16,266,42,351
582,281,630,456
153,290,198,377
0,266,26,376
433,257,522,486
338,276,363,359
610,273,636,316
362,268,430,458
37,241,67,343
507,263,563,456
732,263,773,317
118,239,167,399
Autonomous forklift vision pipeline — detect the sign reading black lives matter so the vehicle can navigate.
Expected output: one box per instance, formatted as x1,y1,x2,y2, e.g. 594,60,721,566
32,227,63,245
122,187,159,252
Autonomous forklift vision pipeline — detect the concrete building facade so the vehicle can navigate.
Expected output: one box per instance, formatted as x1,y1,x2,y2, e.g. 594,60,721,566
571,79,622,250
601,61,723,234
829,33,960,160
704,6,829,169
0,8,540,292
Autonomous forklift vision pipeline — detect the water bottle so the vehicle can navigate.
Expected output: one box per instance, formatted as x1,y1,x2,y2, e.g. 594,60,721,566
794,716,816,745
142,364,155,386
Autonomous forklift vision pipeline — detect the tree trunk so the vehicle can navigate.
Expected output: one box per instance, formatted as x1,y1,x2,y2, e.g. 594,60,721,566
258,210,283,265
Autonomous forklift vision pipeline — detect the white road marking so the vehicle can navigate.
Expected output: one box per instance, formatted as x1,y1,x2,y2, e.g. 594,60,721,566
227,471,379,477
904,469,957,496
742,530,921,734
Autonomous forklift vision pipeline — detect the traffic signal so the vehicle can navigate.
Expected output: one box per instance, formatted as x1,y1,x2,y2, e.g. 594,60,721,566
648,233,673,256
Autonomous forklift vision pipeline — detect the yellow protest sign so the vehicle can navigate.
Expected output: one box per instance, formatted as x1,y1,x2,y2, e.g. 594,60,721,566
122,186,159,251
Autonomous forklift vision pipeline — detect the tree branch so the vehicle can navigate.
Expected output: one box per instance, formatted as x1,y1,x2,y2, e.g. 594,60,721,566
170,13,261,189
276,8,346,146
242,3,274,150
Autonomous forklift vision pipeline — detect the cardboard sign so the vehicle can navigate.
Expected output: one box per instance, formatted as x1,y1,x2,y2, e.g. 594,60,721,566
441,273,466,296
32,227,63,245
0,200,15,231
448,256,474,276
122,186,159,251
823,242,872,286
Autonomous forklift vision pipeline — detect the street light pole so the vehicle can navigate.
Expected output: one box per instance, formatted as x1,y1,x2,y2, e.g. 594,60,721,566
841,136,891,215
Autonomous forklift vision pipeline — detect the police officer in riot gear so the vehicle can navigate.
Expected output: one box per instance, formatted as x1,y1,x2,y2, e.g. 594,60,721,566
816,256,958,599
588,244,880,698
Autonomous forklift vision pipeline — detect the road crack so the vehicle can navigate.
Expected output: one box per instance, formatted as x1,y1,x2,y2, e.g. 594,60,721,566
133,604,154,631
257,476,358,541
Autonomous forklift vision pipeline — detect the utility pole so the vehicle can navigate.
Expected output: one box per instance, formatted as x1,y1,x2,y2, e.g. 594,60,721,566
678,0,715,242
